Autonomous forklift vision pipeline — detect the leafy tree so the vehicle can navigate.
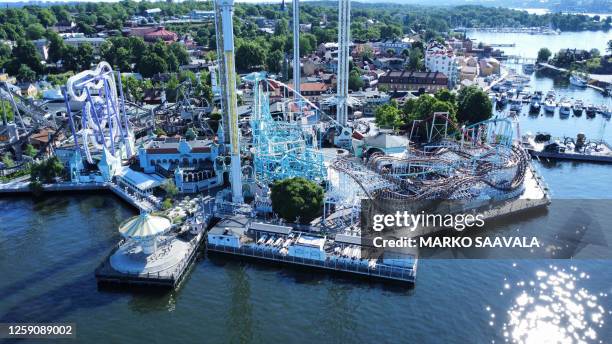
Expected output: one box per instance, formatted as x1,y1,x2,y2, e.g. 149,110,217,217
24,144,37,157
402,94,456,123
266,49,284,74
236,40,266,71
348,69,364,91
76,43,94,70
270,177,324,224
30,156,65,183
25,23,45,40
185,127,196,141
17,65,37,82
456,86,492,125
162,179,179,198
274,18,289,36
2,153,14,168
46,30,65,63
138,53,168,78
407,47,424,71
37,9,57,27
162,198,173,210
375,103,403,129
537,48,552,62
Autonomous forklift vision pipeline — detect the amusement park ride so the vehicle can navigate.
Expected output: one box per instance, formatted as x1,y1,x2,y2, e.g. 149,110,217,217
0,0,543,231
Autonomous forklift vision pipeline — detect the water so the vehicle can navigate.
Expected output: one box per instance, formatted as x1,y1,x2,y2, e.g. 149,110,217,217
1,30,612,344
466,30,611,58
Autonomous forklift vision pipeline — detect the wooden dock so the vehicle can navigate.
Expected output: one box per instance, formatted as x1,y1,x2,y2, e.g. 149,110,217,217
207,243,417,284
95,231,205,289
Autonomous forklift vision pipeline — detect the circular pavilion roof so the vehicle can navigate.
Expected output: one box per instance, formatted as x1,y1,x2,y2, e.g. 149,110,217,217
119,213,171,239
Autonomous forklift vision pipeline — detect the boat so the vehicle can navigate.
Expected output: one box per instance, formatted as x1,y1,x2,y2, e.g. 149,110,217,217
544,92,556,113
523,63,535,74
495,93,508,109
569,74,588,88
510,98,522,113
597,106,611,119
529,91,542,114
572,99,584,116
559,98,572,117
586,104,597,117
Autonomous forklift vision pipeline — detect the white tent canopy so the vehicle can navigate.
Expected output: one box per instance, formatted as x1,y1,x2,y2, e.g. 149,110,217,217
119,213,171,240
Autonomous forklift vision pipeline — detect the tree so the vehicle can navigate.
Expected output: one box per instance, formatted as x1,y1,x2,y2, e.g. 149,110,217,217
24,144,37,157
456,86,492,125
537,48,552,62
375,103,403,129
270,177,324,223
25,23,45,40
185,127,196,141
76,43,94,70
274,18,289,36
236,41,266,71
266,50,284,74
407,47,424,71
46,31,65,64
138,53,167,78
162,179,179,198
30,156,65,183
17,65,36,82
348,69,364,91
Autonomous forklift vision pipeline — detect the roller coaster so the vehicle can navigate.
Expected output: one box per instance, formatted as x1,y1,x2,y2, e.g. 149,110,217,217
326,115,529,220
244,72,327,184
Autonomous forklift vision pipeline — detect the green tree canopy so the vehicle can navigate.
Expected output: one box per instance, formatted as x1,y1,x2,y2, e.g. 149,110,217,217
456,86,492,125
270,177,324,224
537,48,552,62
375,103,403,129
348,69,364,91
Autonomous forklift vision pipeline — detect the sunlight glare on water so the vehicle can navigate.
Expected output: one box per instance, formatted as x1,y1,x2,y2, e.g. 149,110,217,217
494,265,607,344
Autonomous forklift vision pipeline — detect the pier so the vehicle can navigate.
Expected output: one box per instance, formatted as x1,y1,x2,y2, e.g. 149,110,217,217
95,231,205,289
206,216,418,284
95,197,214,289
0,180,157,212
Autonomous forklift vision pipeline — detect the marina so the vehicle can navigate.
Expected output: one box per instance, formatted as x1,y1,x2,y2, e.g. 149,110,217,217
523,132,612,163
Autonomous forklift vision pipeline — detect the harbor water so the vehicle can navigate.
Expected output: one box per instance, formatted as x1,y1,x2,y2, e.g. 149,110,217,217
1,32,612,343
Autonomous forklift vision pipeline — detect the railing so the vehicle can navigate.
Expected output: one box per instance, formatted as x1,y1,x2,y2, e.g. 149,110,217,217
207,243,416,282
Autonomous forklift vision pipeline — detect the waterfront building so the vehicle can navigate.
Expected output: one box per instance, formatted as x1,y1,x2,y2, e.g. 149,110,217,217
378,70,448,93
425,41,460,88
138,138,222,193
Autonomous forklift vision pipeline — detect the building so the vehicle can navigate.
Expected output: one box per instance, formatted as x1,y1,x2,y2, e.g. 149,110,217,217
298,82,330,97
145,8,162,16
189,10,215,20
374,39,412,56
479,58,500,77
32,39,49,61
373,57,405,70
130,27,178,43
138,138,222,193
425,41,460,88
458,56,479,81
143,27,178,43
378,70,448,93
64,37,106,54
17,83,38,98
351,90,391,117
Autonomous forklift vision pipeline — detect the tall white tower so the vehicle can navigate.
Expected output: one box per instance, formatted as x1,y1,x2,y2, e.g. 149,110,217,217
336,0,351,126
215,0,243,203
292,0,300,102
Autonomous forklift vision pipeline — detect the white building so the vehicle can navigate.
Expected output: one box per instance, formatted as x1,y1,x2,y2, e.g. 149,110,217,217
425,41,460,88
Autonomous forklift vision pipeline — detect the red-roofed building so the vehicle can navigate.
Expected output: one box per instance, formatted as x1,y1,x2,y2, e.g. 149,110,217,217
130,26,178,43
299,82,329,96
